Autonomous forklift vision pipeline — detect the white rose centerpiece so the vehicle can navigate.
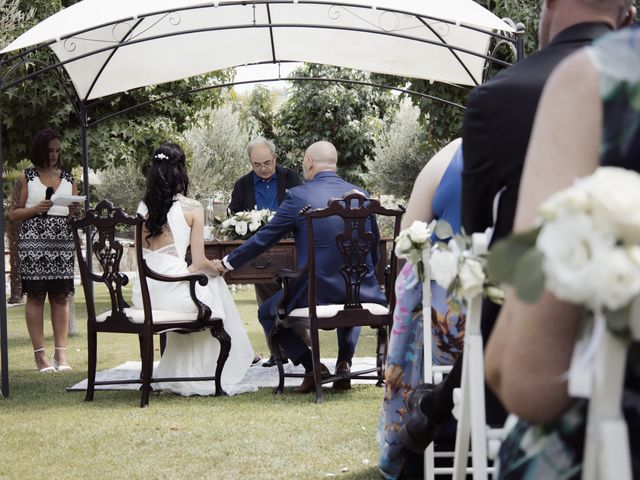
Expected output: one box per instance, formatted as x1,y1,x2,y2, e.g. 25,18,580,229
213,208,275,240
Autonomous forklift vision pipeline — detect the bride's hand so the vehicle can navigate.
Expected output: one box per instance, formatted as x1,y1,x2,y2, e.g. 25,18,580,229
211,259,226,276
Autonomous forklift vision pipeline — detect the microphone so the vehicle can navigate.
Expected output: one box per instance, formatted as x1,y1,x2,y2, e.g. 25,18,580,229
42,187,54,216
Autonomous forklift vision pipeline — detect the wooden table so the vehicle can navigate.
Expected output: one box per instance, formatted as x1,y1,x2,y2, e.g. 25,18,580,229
203,239,296,285
201,239,390,285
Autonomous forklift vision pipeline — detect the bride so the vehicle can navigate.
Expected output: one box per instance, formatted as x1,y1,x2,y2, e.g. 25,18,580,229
131,142,254,396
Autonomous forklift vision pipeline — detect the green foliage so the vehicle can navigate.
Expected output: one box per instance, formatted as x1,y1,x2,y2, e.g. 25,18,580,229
184,103,257,201
275,64,393,186
242,85,277,139
0,0,34,49
486,227,544,303
93,161,145,215
1,1,232,176
365,98,431,199
379,0,540,159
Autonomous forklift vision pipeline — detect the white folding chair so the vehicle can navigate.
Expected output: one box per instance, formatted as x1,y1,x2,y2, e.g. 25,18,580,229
449,293,503,480
581,301,640,480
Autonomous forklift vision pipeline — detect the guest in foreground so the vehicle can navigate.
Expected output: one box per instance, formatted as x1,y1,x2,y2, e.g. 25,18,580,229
219,141,386,393
9,128,79,372
228,136,304,368
405,0,636,451
486,28,640,479
132,142,254,396
378,138,465,479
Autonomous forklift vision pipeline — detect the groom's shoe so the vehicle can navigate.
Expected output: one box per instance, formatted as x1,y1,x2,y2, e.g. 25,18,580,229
332,361,351,390
295,363,330,393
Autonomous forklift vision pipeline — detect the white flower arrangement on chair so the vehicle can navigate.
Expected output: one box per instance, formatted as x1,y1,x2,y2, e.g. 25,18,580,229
487,166,640,397
213,208,275,241
394,219,503,312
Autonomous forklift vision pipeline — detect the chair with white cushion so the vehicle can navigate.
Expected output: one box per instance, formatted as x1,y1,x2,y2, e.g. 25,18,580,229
72,200,230,407
270,191,403,403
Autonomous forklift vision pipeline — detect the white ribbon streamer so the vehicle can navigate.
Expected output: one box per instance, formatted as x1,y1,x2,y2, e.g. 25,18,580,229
567,309,606,398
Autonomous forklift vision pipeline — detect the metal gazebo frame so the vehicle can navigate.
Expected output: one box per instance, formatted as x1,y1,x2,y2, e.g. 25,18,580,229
0,0,524,398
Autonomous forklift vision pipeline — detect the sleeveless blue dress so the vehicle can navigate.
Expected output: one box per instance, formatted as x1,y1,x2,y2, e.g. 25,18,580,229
378,145,465,479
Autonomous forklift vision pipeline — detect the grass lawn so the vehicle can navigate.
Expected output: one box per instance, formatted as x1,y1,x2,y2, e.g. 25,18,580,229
0,285,386,479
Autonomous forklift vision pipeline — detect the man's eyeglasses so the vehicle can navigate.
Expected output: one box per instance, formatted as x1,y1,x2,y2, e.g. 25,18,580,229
252,159,274,169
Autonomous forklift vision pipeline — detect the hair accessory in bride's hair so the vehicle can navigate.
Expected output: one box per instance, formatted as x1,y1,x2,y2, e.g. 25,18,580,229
154,153,169,161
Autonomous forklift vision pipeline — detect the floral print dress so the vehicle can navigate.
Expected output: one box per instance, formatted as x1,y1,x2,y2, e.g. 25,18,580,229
377,146,465,479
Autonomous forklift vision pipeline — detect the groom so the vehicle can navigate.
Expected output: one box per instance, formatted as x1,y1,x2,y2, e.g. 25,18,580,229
216,141,386,393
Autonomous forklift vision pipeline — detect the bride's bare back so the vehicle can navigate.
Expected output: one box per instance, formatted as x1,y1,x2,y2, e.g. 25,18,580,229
140,194,219,276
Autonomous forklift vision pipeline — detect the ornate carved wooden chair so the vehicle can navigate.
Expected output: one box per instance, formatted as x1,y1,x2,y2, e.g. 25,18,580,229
270,191,403,403
72,200,230,407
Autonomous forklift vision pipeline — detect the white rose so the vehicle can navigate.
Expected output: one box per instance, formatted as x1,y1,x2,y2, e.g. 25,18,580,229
234,221,248,236
394,233,413,259
248,221,261,232
407,221,430,245
592,247,640,311
537,214,612,305
458,257,485,298
627,245,640,266
222,218,235,228
583,167,640,242
429,249,458,289
249,210,263,223
539,187,590,220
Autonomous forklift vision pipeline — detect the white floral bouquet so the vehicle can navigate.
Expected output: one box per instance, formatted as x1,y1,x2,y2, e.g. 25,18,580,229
487,166,640,396
394,220,502,312
213,208,275,240
429,222,503,313
394,220,434,281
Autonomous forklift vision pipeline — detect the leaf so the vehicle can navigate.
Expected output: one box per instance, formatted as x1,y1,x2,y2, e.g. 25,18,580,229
604,304,632,338
486,227,540,284
512,248,545,303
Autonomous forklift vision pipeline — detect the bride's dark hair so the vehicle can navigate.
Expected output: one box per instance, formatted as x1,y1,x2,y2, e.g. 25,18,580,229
143,142,189,239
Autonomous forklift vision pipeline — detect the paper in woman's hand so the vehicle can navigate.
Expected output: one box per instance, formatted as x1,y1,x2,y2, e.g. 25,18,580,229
51,193,86,206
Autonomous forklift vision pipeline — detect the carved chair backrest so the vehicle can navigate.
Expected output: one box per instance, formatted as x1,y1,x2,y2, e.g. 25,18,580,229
304,190,403,313
72,200,145,326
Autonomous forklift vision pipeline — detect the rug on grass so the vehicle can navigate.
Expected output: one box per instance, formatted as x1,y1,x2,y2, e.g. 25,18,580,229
68,357,378,396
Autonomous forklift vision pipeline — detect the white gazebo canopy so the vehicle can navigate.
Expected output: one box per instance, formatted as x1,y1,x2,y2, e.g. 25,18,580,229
1,0,516,102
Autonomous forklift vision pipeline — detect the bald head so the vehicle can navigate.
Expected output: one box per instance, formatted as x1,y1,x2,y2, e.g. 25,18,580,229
302,141,338,180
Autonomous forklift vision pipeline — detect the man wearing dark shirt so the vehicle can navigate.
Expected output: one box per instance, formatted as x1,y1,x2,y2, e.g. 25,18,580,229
228,137,304,367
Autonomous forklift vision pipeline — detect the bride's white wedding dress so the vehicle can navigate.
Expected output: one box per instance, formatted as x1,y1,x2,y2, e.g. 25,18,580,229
132,197,254,396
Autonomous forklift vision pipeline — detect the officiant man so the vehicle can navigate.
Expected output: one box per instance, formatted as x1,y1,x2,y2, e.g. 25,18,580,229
228,136,304,367
217,141,386,393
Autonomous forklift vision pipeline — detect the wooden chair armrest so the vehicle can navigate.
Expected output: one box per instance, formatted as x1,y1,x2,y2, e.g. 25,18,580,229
274,266,308,319
142,260,212,321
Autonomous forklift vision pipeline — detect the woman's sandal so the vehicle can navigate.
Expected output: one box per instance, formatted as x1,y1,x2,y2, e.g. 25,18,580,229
53,346,72,372
34,348,56,373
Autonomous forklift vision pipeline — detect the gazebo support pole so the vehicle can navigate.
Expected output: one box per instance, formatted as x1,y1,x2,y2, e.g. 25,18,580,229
0,111,9,399
515,23,526,62
80,105,93,299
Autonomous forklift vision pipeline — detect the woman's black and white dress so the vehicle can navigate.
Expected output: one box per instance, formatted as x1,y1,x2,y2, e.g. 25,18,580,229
18,167,75,297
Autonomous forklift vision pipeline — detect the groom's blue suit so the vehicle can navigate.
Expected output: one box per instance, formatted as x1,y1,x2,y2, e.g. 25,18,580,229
225,171,386,365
